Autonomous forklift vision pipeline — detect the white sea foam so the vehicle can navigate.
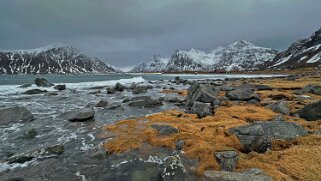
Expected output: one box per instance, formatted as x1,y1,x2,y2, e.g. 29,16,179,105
0,76,146,96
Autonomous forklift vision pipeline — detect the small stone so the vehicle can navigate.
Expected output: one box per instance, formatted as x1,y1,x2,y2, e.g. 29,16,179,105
176,140,185,150
96,99,108,107
53,84,66,91
215,150,238,172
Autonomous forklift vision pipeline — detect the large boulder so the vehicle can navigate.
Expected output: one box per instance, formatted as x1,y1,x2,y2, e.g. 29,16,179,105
294,84,321,95
60,107,95,122
160,155,190,181
297,100,321,121
229,117,309,153
35,78,53,87
226,89,260,102
204,168,273,181
185,84,220,107
128,96,163,107
191,101,213,118
266,101,290,115
0,106,34,125
131,84,152,94
22,89,48,95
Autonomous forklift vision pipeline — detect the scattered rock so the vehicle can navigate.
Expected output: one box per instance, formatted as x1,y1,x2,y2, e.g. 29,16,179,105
22,128,38,139
229,117,309,153
86,146,110,159
107,102,124,110
0,106,34,125
186,84,219,107
44,92,59,96
7,144,65,164
151,125,178,136
53,84,66,91
226,89,260,101
128,96,163,107
266,101,290,115
215,150,238,172
176,140,185,150
160,155,189,181
96,99,108,107
204,168,273,181
237,84,273,91
106,87,116,94
88,90,102,95
164,94,186,103
294,84,321,95
297,100,321,121
22,89,48,95
114,82,126,91
60,107,95,122
18,84,32,88
191,101,213,118
131,84,152,94
35,78,53,87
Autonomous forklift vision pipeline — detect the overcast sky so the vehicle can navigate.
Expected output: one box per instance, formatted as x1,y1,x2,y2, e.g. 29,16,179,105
1,0,321,69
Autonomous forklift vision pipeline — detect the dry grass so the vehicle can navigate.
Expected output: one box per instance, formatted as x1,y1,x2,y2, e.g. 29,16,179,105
102,75,321,180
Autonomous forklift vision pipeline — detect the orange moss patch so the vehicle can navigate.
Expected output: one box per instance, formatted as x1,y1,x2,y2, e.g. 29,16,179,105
214,105,278,123
102,105,279,175
161,89,188,96
258,90,294,101
239,135,321,181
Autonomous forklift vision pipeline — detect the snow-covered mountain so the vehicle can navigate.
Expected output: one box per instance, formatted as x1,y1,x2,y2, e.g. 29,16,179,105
130,55,169,72
268,27,321,69
0,44,118,74
131,40,278,73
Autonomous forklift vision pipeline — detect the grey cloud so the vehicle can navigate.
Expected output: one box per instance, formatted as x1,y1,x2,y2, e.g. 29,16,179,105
0,0,321,68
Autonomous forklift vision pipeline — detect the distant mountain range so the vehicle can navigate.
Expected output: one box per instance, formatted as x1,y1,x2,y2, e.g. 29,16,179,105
267,27,321,69
131,40,278,73
0,44,118,74
131,27,321,73
1,27,320,74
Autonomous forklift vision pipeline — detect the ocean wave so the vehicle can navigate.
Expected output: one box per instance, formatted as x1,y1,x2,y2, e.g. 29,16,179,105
0,76,146,96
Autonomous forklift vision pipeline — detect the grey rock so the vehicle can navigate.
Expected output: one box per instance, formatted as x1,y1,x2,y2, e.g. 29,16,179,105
297,100,321,121
7,144,64,164
107,102,124,110
22,89,48,95
164,94,187,103
53,84,66,91
226,89,260,101
266,101,290,115
21,128,38,139
35,78,53,87
114,82,126,91
60,107,95,122
186,84,220,107
229,117,309,153
128,96,163,107
191,101,213,118
18,84,32,88
215,150,238,172
237,84,273,91
106,87,116,94
151,125,178,136
96,99,108,107
88,90,102,95
294,84,321,95
204,168,274,181
0,106,34,125
160,155,190,181
176,140,185,150
131,85,152,94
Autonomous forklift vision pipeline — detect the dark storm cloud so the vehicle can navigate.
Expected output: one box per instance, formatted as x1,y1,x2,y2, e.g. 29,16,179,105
1,0,321,69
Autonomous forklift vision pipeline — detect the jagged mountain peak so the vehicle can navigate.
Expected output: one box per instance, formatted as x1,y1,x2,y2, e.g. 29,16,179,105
0,44,118,74
229,40,255,48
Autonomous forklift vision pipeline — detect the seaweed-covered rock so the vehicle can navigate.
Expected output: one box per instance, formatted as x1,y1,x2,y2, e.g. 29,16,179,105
226,89,260,101
151,125,178,136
